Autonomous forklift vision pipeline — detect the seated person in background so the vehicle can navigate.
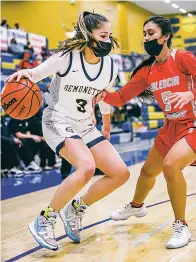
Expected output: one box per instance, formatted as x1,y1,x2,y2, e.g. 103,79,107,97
1,116,24,177
61,159,72,180
32,54,42,68
8,117,43,173
126,98,141,120
28,108,57,170
18,51,33,70
1,19,10,29
41,46,50,61
24,41,34,55
14,22,24,31
1,115,41,177
9,36,24,57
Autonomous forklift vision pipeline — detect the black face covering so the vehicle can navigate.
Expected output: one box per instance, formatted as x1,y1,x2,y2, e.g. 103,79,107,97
144,38,164,56
89,40,112,57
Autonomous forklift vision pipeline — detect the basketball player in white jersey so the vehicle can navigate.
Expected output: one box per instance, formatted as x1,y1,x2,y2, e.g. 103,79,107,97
6,11,130,251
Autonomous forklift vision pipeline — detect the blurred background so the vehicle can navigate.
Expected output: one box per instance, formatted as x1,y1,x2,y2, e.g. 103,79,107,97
1,1,196,198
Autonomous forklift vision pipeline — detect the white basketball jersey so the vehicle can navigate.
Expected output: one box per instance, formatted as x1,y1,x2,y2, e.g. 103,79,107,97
41,51,117,120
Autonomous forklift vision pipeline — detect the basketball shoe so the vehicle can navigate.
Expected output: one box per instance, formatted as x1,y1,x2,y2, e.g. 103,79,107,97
110,203,147,221
28,210,58,251
166,220,191,249
60,198,87,243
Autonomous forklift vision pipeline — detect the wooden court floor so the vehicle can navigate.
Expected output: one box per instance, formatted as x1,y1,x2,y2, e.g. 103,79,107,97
1,163,196,262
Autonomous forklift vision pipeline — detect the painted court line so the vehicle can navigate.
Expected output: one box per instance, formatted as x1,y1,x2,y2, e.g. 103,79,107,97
5,192,196,262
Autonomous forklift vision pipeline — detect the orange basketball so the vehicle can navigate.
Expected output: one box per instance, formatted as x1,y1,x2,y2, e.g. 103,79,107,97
1,78,42,120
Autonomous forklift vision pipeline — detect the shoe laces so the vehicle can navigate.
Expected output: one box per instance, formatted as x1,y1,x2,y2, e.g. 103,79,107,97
68,210,84,231
118,203,131,213
171,220,185,239
39,215,57,240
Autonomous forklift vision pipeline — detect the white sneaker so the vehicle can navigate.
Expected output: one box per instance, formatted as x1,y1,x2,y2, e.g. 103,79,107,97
28,212,58,251
166,220,191,249
24,161,42,174
8,167,24,177
110,203,147,221
59,201,85,243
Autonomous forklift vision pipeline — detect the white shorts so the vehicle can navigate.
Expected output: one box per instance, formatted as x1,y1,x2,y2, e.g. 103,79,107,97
42,108,106,155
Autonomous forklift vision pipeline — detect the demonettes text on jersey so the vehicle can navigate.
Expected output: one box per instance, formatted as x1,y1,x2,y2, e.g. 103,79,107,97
104,50,196,122
64,84,100,96
30,51,118,120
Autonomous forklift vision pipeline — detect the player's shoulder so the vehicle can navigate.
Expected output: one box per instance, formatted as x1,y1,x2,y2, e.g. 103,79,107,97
50,50,73,62
106,55,118,71
175,49,195,59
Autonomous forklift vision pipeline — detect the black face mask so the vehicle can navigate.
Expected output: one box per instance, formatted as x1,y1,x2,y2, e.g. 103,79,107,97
144,38,164,56
89,40,112,57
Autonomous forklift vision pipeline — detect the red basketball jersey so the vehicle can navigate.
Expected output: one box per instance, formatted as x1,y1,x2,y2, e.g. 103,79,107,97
104,49,196,122
148,49,196,122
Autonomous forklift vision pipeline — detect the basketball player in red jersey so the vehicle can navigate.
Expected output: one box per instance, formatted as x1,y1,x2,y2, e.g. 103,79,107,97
94,16,196,249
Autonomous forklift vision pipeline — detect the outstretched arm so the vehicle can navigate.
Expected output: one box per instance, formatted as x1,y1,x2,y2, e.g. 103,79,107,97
5,52,69,83
104,68,149,107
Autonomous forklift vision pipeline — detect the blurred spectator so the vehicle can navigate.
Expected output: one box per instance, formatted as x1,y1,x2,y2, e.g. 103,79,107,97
18,51,33,70
11,38,17,44
126,100,141,120
9,35,25,56
1,19,10,29
28,109,57,170
61,159,72,179
32,54,42,68
24,41,34,55
14,22,24,31
42,83,51,107
93,104,102,125
8,118,45,172
1,116,41,177
41,46,50,60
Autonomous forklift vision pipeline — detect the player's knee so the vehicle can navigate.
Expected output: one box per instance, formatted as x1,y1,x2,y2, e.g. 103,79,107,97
79,161,96,182
163,158,179,181
122,168,130,182
116,168,130,185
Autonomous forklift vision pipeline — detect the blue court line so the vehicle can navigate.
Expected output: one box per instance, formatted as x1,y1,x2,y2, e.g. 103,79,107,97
5,192,196,262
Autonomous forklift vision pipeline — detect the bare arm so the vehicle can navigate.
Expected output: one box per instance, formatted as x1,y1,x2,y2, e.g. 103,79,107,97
5,52,69,83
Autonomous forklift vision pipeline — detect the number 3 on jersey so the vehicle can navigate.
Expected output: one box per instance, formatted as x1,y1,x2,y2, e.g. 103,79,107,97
76,99,87,113
161,91,172,111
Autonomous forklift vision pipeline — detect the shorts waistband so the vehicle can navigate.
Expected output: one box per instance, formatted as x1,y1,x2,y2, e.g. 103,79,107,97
165,110,187,120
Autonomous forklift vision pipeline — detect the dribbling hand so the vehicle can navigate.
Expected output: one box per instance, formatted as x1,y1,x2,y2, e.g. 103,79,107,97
5,69,33,83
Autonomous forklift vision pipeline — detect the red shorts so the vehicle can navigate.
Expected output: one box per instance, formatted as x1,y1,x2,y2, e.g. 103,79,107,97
154,120,196,165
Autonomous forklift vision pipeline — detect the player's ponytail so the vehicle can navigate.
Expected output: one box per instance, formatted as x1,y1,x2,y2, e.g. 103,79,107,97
133,16,173,103
55,11,119,56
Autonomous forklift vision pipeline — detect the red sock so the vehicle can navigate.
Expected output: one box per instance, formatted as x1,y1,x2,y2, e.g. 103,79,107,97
131,202,143,208
176,219,187,225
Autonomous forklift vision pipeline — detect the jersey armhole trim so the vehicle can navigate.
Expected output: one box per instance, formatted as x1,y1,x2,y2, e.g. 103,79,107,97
109,57,114,83
57,52,73,77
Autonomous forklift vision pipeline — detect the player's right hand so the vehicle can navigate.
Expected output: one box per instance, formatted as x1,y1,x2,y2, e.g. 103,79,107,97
93,91,107,106
5,69,33,83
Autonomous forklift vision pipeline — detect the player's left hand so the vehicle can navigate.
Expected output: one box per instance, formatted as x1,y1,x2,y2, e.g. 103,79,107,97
102,129,110,140
93,91,107,107
166,91,195,109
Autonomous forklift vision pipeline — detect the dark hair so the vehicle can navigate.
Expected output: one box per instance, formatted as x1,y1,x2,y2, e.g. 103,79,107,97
131,16,173,103
56,11,119,56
